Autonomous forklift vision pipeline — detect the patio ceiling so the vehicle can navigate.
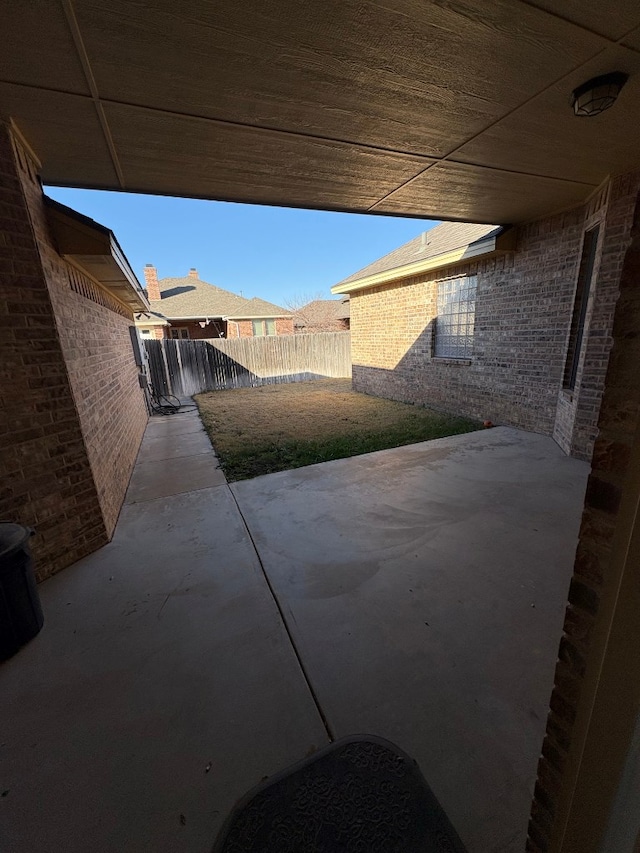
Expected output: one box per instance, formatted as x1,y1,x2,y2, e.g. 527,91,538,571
2,1,640,223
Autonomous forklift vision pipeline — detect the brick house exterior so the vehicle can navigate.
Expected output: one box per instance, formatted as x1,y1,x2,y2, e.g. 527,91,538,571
1,122,149,581
136,265,293,340
333,175,639,460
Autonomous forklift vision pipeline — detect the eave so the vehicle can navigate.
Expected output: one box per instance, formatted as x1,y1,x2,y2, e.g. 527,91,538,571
134,313,170,327
224,313,293,320
331,230,516,295
45,196,149,313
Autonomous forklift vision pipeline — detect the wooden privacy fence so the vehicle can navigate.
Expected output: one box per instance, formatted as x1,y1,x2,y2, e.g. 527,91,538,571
144,332,351,396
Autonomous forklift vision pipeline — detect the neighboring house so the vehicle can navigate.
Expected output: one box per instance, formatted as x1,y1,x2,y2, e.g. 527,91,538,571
332,186,634,462
136,265,292,339
293,297,350,333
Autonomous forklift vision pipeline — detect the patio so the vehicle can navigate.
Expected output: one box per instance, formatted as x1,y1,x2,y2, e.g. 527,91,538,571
0,410,589,853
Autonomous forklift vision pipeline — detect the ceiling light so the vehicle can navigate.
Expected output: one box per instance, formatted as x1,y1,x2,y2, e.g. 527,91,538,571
572,72,628,117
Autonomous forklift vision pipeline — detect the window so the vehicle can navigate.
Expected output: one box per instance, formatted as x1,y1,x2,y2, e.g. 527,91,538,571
434,275,477,359
563,226,600,391
170,327,190,340
140,328,152,337
252,318,276,336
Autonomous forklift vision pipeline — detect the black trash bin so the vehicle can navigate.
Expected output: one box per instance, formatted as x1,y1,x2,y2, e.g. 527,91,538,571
0,523,44,661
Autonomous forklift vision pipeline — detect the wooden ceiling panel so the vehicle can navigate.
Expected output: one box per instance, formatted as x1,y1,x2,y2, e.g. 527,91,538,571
0,85,118,187
621,27,640,53
1,1,638,223
452,46,640,184
104,103,431,210
0,4,89,95
373,161,596,223
76,0,605,157
522,0,640,41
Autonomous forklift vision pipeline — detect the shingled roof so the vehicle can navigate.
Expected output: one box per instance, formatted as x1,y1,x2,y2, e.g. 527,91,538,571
227,296,292,318
148,275,288,319
335,222,503,288
293,299,349,328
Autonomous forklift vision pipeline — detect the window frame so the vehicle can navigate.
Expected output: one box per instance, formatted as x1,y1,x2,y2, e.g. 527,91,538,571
252,318,277,337
170,327,190,340
562,225,600,392
433,274,477,360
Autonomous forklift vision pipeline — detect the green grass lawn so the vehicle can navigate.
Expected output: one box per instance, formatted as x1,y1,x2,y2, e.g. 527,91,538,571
196,379,481,481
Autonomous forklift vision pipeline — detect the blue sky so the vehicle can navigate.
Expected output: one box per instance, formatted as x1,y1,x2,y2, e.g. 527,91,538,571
45,187,437,307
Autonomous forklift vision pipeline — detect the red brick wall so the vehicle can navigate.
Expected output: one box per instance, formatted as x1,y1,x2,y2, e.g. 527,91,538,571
225,320,248,338
0,124,107,580
351,180,638,457
226,318,292,338
275,317,293,335
527,181,640,851
1,123,147,579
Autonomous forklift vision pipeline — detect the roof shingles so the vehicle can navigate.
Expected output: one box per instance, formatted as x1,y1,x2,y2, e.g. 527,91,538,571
294,299,349,327
336,222,502,286
147,275,288,319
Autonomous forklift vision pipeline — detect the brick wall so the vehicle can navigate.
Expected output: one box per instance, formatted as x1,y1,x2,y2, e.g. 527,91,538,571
552,175,640,459
46,264,148,536
275,317,293,335
0,125,107,580
527,183,640,851
351,179,638,456
0,122,147,579
352,207,584,435
226,320,252,338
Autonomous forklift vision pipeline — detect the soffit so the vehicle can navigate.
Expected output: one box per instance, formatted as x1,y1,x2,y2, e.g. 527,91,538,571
453,45,640,184
2,1,640,223
103,102,432,209
46,198,148,311
0,83,119,187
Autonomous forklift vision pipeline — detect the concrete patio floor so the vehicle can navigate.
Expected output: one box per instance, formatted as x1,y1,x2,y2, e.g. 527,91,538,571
0,412,590,853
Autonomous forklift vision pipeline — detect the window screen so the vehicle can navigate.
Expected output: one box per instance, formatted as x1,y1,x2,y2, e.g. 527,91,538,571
434,275,477,359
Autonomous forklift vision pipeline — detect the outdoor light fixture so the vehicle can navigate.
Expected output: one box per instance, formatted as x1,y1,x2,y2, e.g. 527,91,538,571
571,72,628,117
